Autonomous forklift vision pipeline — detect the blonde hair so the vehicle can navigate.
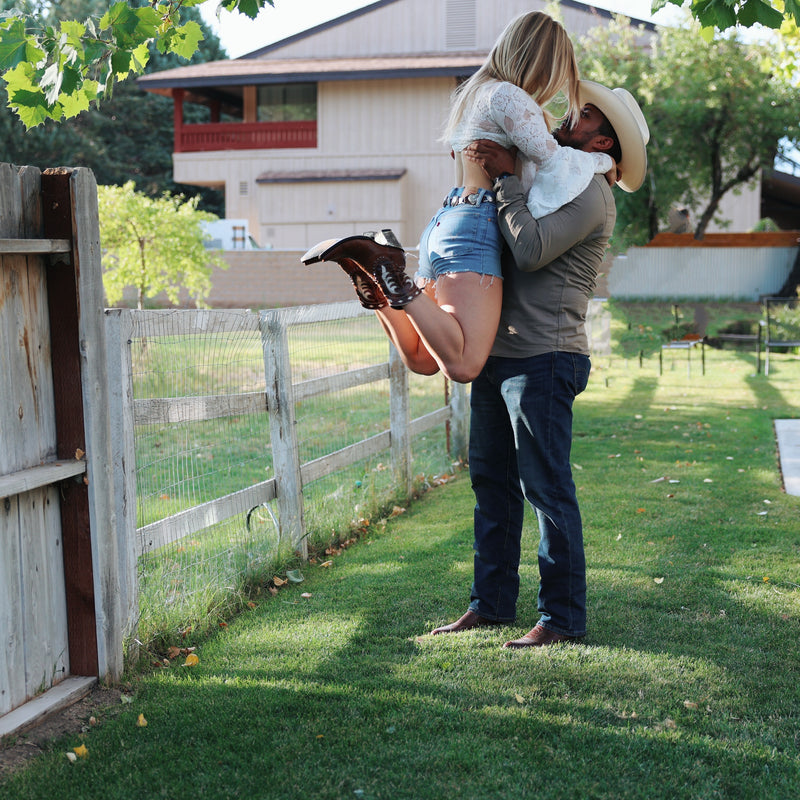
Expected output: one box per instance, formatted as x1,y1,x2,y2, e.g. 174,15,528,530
443,11,580,143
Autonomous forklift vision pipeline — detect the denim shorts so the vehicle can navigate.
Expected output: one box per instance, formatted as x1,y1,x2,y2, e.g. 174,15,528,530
416,189,503,281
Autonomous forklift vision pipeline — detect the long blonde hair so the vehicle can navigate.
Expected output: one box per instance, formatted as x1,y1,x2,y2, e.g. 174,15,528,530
443,11,580,143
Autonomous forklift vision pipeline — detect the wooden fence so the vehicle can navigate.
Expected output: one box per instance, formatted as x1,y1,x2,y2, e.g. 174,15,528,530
104,302,468,622
1,164,126,736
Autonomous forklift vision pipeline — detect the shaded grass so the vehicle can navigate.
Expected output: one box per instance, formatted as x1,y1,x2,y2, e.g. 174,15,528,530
4,326,800,799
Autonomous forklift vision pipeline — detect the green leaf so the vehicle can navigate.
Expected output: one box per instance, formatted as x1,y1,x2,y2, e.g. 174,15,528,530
737,0,785,28
169,20,204,61
60,86,92,119
0,17,43,70
7,86,56,127
221,0,273,20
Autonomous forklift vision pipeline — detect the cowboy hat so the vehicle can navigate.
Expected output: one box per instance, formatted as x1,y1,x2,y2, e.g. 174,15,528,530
578,80,650,193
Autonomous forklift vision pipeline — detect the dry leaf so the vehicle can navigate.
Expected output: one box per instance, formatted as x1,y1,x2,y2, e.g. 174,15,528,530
74,448,85,460
219,621,228,628
273,576,287,586
301,592,312,598
137,713,148,727
514,693,525,704
654,577,665,584
73,744,89,759
65,751,77,763
389,505,406,517
683,701,698,710
320,560,333,568
167,646,181,660
184,653,199,666
268,586,279,596
247,601,256,609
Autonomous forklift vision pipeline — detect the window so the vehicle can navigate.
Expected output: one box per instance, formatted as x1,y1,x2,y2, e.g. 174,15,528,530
257,83,317,122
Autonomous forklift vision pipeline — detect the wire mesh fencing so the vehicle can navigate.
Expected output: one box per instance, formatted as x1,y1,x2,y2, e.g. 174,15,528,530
106,304,463,651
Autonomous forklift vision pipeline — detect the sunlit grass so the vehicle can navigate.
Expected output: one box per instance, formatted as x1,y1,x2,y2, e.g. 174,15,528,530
7,303,798,798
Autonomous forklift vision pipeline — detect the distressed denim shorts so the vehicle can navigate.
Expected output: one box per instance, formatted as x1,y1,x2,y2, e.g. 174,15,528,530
416,188,503,281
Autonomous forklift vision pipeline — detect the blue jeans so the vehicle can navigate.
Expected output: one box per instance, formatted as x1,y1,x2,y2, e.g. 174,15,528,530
416,189,503,280
468,352,591,637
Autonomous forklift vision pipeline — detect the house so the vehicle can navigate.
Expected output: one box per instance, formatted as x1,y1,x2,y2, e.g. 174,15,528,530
137,0,656,256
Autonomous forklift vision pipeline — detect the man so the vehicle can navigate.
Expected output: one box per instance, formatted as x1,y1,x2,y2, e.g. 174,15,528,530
431,81,650,647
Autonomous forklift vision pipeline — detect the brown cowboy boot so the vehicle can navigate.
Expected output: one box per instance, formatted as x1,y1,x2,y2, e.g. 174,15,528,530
301,230,421,309
301,238,386,308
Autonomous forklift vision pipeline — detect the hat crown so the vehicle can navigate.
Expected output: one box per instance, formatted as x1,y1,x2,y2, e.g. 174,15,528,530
612,87,650,145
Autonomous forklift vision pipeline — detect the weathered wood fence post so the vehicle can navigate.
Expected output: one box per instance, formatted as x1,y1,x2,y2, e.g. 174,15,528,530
261,310,307,557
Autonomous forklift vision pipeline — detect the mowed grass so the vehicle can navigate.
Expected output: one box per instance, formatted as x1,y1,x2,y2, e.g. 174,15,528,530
3,304,799,799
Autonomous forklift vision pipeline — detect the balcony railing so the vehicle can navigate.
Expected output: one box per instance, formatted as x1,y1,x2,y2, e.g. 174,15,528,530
176,121,317,153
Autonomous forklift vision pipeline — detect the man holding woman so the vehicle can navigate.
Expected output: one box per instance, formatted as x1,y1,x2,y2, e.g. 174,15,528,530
302,12,650,646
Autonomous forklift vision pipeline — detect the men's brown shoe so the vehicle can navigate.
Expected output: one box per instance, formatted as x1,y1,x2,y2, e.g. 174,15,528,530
431,610,501,635
503,624,581,649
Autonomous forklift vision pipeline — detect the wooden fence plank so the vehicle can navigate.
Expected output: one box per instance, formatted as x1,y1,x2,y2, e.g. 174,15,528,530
133,391,267,426
19,487,69,700
136,478,277,557
300,431,392,485
293,364,389,403
0,496,25,716
262,311,306,555
0,238,71,254
0,460,86,498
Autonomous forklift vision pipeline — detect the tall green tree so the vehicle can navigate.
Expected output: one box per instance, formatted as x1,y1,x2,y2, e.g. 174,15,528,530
98,180,227,309
577,14,800,247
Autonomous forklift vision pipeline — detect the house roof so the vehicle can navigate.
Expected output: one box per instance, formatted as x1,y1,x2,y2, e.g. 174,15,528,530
137,53,487,93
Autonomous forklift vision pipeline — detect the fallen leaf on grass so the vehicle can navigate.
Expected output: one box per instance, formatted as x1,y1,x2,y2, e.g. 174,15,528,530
683,701,698,710
389,505,406,517
654,577,665,584
247,601,257,609
73,744,89,759
184,653,199,666
167,646,181,660
137,713,148,727
65,752,77,763
320,560,333,568
273,576,287,586
301,592,313,598
514,694,525,705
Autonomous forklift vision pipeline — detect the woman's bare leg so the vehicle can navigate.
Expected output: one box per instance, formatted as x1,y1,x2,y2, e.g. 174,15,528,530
403,273,502,383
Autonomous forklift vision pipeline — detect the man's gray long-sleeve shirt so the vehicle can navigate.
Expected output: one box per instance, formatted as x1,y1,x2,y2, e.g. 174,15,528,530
491,173,616,358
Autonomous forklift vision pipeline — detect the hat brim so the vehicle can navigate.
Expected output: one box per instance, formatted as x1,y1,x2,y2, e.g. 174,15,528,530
578,81,648,193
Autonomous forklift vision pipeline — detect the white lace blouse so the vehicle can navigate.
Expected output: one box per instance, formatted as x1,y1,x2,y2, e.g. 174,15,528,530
449,80,612,218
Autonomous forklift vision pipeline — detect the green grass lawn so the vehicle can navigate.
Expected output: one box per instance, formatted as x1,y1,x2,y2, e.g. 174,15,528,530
3,309,799,799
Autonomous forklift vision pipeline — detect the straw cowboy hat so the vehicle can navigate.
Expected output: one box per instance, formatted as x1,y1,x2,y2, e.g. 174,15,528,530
579,80,650,193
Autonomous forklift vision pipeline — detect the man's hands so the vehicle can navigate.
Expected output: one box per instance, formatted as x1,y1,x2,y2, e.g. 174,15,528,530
463,140,517,181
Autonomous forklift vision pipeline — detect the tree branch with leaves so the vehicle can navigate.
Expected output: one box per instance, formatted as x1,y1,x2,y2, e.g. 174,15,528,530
0,1,273,127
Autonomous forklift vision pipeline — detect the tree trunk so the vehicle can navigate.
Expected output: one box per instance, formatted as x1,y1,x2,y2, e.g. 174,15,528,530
777,246,800,298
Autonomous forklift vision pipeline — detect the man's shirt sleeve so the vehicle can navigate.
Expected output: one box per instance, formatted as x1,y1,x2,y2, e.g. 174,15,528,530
495,175,611,272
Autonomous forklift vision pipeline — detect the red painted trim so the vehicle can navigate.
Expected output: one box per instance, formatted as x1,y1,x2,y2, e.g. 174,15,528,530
178,121,317,152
